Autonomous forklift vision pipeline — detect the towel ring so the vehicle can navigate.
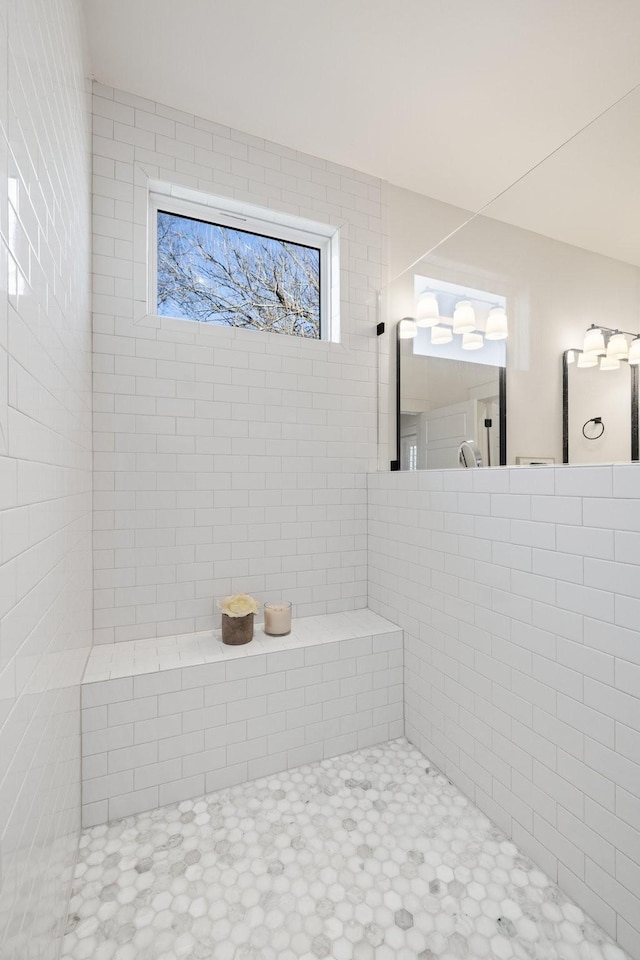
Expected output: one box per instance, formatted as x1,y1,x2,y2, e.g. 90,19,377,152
582,417,604,440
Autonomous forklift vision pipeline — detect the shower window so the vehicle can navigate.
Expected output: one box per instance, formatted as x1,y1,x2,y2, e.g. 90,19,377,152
150,194,339,340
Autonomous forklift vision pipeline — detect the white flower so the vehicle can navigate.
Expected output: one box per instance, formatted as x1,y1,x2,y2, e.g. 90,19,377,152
217,593,260,617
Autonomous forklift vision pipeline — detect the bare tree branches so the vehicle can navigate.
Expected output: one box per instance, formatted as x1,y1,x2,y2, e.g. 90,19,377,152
157,212,321,338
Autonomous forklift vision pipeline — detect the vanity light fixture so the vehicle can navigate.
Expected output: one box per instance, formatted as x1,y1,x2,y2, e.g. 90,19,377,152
574,325,640,368
398,317,417,339
452,300,476,334
415,292,440,327
570,325,640,373
408,291,508,351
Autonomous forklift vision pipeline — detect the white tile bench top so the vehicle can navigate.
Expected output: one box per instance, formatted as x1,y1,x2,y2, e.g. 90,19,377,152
83,609,401,683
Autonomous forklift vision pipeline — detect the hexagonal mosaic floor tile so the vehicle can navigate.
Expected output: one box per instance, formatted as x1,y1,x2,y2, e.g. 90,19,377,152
61,739,630,960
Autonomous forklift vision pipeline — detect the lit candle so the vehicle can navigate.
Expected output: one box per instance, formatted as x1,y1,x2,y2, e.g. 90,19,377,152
264,601,292,636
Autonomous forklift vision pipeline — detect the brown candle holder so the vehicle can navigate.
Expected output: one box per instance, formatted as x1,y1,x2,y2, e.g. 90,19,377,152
221,612,254,645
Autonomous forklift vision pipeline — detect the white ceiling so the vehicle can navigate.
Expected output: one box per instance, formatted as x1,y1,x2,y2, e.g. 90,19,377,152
83,0,640,264
484,87,640,268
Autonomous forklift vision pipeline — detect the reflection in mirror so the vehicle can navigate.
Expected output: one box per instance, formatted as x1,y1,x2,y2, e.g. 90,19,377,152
395,278,506,469
563,341,639,463
381,84,640,469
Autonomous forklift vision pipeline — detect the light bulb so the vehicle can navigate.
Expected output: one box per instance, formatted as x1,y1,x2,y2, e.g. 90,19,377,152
398,318,417,339
566,350,576,364
577,351,598,368
462,331,483,350
629,338,640,365
453,300,476,334
583,327,605,354
607,333,629,360
485,306,508,340
431,324,452,345
416,292,439,328
600,355,620,371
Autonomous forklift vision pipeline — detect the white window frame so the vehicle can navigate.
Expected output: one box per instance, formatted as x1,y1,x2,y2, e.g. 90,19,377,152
148,188,340,342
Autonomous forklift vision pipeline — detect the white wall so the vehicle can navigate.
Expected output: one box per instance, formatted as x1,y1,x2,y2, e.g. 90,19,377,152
368,464,640,959
91,85,385,643
0,1,92,957
384,184,640,467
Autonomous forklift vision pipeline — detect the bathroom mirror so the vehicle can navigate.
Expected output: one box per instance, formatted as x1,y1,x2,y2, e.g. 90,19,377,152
394,294,506,470
563,349,639,463
380,84,640,469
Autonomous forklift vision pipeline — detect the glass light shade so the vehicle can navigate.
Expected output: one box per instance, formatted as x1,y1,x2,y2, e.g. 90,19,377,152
600,355,620,371
628,338,640,365
416,292,439,328
484,306,508,340
462,331,483,351
431,324,452,344
398,318,417,339
583,327,605,354
566,350,576,364
607,333,629,360
576,351,598,368
453,300,476,334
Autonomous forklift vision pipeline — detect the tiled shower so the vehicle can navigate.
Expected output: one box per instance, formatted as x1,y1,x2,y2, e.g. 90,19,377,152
0,2,638,959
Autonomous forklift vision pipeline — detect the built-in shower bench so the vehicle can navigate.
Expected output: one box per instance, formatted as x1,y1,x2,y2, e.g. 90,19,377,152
80,610,403,826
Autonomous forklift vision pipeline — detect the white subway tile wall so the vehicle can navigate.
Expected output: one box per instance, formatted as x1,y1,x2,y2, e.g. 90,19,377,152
0,1,92,958
368,464,640,958
81,612,403,826
91,84,385,643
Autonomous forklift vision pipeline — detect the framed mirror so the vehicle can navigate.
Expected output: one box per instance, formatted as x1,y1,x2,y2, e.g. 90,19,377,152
394,281,507,469
562,346,639,463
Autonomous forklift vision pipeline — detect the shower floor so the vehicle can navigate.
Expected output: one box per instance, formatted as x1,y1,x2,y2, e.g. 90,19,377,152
61,739,628,960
